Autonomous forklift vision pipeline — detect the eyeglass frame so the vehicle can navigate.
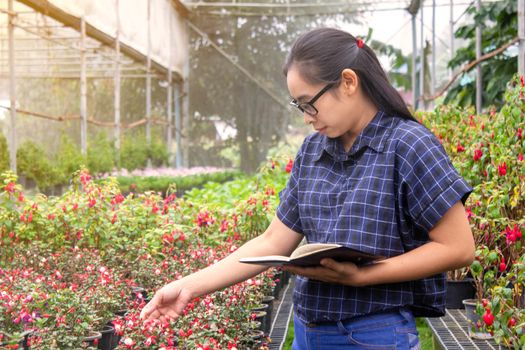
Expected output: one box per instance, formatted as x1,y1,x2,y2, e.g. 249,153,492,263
289,82,336,116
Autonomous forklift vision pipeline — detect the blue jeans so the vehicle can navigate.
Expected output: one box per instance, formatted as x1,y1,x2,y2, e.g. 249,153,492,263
292,307,421,350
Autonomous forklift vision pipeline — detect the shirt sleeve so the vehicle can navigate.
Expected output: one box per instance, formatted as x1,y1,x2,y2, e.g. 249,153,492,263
276,143,305,234
396,127,473,233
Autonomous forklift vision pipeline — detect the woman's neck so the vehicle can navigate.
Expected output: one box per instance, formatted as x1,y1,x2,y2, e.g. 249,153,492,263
341,103,379,153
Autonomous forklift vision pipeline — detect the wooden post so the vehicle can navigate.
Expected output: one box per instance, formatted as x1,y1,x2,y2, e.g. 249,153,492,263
80,17,87,155
8,0,17,172
114,0,121,166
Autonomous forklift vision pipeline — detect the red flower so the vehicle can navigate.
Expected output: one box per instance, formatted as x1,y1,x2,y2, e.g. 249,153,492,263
4,182,15,193
519,153,524,162
518,128,523,139
497,162,507,176
456,142,465,153
483,310,494,326
285,159,293,173
473,149,483,161
521,75,525,87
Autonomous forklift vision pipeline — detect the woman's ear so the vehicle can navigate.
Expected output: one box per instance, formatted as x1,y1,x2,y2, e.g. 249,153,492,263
340,68,359,96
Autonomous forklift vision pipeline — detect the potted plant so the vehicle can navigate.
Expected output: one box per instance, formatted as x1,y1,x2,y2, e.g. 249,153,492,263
462,245,502,339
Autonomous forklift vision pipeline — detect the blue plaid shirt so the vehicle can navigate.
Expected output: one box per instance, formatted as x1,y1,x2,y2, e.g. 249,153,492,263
276,110,472,323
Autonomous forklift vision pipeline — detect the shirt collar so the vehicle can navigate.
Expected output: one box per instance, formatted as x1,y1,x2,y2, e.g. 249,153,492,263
314,110,393,162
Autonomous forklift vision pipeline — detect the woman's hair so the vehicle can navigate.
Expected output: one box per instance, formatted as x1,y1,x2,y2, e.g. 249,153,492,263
283,27,416,122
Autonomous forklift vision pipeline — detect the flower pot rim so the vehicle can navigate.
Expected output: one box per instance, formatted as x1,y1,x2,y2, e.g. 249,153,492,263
446,277,475,283
462,298,481,306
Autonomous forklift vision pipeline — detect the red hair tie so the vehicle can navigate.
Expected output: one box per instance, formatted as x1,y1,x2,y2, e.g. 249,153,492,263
356,38,364,48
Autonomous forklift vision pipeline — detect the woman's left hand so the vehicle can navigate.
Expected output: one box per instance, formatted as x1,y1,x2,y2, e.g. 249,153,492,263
283,258,364,287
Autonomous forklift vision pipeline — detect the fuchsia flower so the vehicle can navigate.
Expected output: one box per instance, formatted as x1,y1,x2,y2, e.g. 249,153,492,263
498,162,507,176
473,149,483,161
285,159,293,173
505,224,523,244
4,181,15,193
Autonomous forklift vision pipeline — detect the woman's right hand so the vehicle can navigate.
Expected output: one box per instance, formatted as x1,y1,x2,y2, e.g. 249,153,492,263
139,280,194,323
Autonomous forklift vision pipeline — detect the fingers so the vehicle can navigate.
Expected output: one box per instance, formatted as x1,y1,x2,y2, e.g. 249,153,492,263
320,258,343,273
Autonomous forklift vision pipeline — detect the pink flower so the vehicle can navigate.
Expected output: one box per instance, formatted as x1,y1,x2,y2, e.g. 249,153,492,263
518,153,523,162
123,337,134,346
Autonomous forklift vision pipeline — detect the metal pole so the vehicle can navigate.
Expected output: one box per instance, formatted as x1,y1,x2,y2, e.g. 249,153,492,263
431,0,436,108
175,82,182,169
419,3,425,109
412,14,417,110
80,17,87,155
114,0,121,166
519,0,525,76
167,12,173,166
449,0,454,79
8,0,16,172
475,0,482,113
182,52,190,168
146,0,152,166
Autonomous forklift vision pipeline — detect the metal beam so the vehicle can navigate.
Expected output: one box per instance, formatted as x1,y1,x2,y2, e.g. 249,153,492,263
475,0,482,113
17,0,184,81
114,0,121,166
519,0,525,76
8,0,17,173
80,16,87,155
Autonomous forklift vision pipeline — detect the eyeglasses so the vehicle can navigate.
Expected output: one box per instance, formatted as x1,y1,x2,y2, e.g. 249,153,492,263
289,83,335,116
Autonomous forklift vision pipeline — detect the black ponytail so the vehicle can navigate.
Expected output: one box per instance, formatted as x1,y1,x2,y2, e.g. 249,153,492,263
283,28,416,122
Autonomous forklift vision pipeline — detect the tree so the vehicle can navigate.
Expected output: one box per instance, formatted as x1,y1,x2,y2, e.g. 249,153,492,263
188,5,366,172
444,0,517,109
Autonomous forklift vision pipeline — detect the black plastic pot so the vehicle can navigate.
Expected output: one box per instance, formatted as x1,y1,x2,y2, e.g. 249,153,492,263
446,278,476,309
82,331,103,348
0,330,33,350
97,324,117,350
251,304,271,335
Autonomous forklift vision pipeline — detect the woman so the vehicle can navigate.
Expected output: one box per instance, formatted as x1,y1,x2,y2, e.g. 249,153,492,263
140,28,475,349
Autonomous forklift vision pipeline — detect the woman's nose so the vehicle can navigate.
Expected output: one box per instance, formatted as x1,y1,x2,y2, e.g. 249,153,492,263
303,113,316,125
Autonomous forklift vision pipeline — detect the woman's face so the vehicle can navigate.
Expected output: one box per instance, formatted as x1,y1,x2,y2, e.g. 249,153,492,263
286,66,359,138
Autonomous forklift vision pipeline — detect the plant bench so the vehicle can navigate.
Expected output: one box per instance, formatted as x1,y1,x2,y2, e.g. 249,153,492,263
425,309,499,350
